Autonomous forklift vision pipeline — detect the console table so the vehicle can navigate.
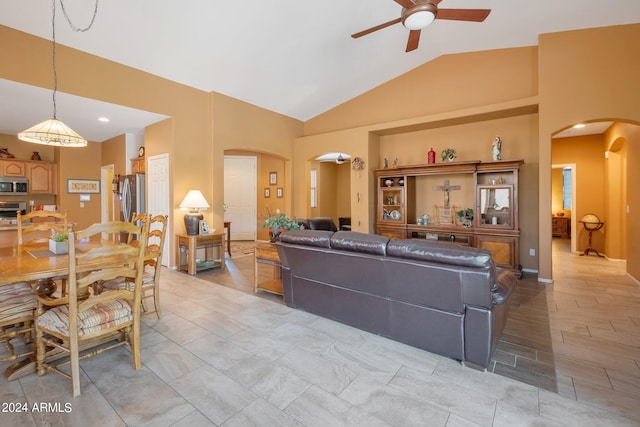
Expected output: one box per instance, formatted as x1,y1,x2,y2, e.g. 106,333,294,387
176,233,225,275
254,243,283,295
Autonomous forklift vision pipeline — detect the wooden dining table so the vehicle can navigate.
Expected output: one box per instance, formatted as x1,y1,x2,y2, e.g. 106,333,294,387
0,238,158,380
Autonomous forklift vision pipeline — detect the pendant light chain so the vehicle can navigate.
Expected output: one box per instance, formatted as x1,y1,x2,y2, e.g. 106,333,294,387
59,0,99,33
50,0,99,119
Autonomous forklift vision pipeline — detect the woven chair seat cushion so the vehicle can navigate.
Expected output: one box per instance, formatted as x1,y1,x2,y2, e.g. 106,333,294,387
0,283,36,323
36,300,133,337
101,270,154,291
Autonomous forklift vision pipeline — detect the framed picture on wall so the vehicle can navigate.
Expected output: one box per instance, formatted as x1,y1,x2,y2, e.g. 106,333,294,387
199,220,209,235
67,179,100,194
264,188,270,198
269,171,277,185
277,187,283,198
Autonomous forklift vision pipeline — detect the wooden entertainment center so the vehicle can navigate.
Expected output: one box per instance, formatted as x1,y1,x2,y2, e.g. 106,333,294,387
376,159,523,276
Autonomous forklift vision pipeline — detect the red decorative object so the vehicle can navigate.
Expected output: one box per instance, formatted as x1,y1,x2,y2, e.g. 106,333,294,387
427,148,436,164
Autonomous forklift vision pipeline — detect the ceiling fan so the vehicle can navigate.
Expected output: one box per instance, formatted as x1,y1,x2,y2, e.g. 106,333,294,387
351,0,491,52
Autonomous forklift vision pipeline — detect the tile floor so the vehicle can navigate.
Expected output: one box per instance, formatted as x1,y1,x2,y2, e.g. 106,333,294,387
1,239,638,426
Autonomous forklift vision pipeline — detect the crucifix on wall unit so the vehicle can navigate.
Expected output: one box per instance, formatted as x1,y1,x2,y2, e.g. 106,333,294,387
434,179,461,207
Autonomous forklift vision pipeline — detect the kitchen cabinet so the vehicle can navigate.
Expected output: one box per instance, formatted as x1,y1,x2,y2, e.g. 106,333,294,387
27,162,56,194
0,160,26,176
131,156,145,174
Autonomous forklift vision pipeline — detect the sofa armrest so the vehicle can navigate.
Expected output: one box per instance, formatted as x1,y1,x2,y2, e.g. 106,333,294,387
491,269,518,305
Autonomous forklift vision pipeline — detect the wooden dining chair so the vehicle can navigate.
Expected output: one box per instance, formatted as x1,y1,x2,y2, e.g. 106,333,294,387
100,214,168,318
17,210,69,245
17,210,70,296
0,282,36,364
34,219,149,397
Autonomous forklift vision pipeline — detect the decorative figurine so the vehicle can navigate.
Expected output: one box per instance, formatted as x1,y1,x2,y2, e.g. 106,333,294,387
384,157,389,169
393,158,398,168
491,136,502,161
0,147,15,158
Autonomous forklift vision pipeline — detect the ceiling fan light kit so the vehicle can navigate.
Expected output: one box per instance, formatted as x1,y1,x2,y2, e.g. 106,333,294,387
402,1,437,30
351,0,490,53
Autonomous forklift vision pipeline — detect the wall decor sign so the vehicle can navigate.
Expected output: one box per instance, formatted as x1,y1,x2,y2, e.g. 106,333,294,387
269,171,277,185
67,179,100,194
264,188,270,198
277,187,283,198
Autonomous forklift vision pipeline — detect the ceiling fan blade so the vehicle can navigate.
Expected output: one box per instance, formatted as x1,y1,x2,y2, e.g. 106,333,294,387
351,17,402,38
406,29,421,52
394,0,415,8
436,9,491,22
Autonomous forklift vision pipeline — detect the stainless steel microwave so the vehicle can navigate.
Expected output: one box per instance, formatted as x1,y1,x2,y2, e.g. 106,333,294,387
0,177,28,195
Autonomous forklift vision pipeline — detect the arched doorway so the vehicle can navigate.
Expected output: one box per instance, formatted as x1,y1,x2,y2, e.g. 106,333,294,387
550,120,632,261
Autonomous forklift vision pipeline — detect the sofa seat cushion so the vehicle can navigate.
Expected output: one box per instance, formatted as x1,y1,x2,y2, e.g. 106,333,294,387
36,300,133,337
0,283,36,323
387,239,493,269
330,231,389,255
280,230,333,248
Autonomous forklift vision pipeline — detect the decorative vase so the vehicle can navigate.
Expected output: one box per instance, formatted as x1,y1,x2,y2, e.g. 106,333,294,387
385,179,394,187
49,239,68,254
31,151,41,160
427,148,436,164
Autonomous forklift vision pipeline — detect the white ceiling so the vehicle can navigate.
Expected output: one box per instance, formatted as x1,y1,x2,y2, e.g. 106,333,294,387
0,0,639,142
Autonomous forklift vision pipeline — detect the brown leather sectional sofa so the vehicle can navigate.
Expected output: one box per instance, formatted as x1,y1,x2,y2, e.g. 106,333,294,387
276,230,518,369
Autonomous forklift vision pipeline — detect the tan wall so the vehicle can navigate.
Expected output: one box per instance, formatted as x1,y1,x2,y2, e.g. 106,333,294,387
604,122,638,267
305,47,538,135
57,142,103,230
539,23,640,281
552,135,606,254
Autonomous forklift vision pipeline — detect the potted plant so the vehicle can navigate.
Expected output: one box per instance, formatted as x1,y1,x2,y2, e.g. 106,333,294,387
49,231,69,254
456,208,474,227
441,148,457,162
263,213,303,242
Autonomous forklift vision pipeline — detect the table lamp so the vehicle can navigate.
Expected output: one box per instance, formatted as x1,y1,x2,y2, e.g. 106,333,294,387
179,190,209,235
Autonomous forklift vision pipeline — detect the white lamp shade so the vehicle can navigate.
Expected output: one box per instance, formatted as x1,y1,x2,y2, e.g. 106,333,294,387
18,118,87,147
179,190,210,210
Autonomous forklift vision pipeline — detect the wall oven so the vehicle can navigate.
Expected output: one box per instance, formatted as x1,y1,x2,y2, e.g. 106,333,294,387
0,177,28,195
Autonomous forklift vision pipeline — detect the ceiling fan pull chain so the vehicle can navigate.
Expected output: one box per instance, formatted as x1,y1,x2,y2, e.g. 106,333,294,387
58,0,99,33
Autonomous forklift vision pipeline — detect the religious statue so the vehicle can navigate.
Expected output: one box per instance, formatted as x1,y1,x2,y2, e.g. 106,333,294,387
491,136,502,161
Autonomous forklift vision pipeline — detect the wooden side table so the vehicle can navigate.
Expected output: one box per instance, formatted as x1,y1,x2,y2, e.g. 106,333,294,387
254,243,283,295
176,233,225,275
224,221,231,256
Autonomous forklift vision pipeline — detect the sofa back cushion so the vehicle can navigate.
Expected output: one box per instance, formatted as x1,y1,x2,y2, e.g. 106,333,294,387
330,231,389,256
280,230,332,248
387,239,493,269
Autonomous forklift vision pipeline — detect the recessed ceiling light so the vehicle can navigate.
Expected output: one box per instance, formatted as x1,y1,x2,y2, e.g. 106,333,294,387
573,123,585,129
98,117,110,123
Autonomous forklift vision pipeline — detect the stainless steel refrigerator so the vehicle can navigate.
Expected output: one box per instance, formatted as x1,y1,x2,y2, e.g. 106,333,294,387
119,174,145,240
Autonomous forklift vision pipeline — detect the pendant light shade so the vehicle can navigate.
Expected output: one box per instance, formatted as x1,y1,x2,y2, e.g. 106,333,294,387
18,118,87,147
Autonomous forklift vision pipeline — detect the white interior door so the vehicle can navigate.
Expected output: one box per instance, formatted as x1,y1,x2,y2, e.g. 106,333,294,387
147,153,171,266
224,156,257,241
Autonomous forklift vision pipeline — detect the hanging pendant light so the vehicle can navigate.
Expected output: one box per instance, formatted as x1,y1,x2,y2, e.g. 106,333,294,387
18,0,99,147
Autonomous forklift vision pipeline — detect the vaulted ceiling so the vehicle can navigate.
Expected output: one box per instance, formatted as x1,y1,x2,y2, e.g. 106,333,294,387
1,0,639,141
